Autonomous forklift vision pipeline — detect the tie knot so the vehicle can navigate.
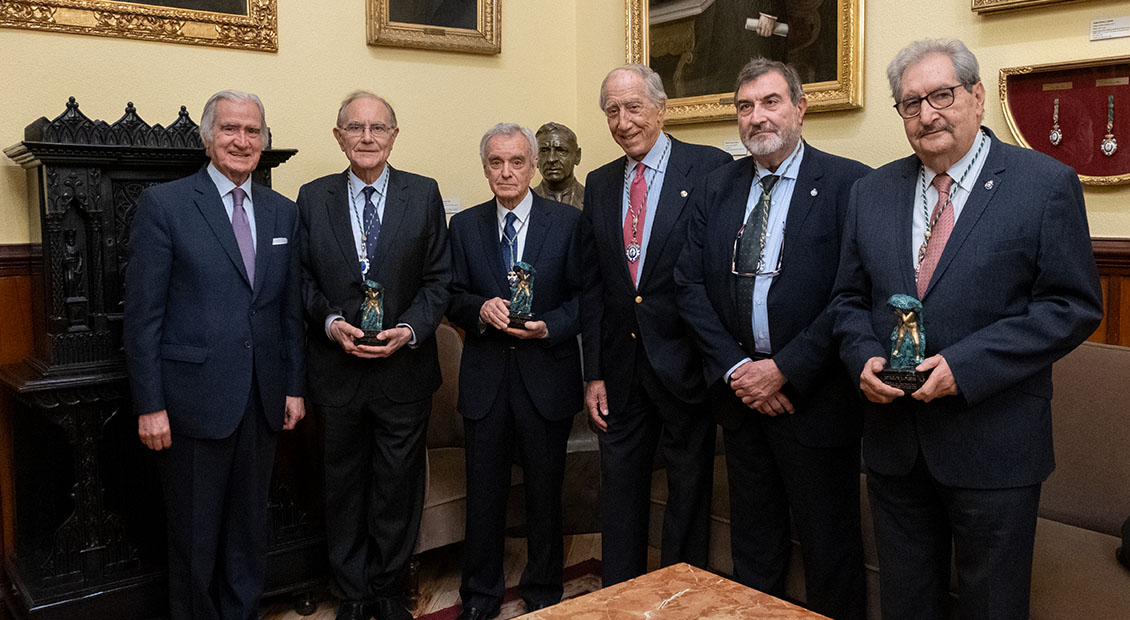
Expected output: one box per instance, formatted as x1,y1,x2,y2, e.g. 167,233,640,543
505,212,517,227
230,187,247,208
932,173,954,195
634,162,646,178
361,185,377,202
760,174,780,194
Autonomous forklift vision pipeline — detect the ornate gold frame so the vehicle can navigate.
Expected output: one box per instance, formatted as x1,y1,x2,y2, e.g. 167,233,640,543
972,0,1093,15
626,0,863,124
1000,55,1130,186
367,0,500,55
0,0,277,52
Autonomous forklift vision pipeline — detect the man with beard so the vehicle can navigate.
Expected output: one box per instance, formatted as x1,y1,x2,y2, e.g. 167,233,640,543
582,64,731,586
675,58,869,620
533,122,585,210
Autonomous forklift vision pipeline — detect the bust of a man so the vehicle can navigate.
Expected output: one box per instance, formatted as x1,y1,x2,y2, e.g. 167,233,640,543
533,122,584,210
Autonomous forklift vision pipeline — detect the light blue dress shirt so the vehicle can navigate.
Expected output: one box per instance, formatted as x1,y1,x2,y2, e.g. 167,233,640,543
207,162,256,250
621,132,673,287
911,130,991,269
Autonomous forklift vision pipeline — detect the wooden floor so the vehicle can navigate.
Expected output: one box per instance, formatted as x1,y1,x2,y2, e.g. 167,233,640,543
262,534,608,620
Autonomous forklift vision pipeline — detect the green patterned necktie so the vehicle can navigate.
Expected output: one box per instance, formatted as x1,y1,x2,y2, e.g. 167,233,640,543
734,174,779,349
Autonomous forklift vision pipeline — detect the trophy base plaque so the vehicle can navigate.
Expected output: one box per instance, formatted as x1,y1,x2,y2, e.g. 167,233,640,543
878,369,930,393
355,331,388,347
508,311,534,329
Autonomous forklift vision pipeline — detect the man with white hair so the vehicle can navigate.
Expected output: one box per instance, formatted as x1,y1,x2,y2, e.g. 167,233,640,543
581,64,731,585
447,123,583,620
125,90,306,620
832,39,1102,619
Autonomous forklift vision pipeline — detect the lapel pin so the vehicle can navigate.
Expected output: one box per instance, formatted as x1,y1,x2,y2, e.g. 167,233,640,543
680,190,688,197
984,179,994,190
810,188,818,197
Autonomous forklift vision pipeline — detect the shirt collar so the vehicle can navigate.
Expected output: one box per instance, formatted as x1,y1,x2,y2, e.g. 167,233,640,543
924,130,989,193
207,162,253,202
497,188,534,225
347,166,390,200
627,132,672,174
754,140,804,182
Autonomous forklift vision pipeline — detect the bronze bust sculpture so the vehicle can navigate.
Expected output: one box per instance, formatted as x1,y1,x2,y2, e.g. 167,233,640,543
533,122,584,210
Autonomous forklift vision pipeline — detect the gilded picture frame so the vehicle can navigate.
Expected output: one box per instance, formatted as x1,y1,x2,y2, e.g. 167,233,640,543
367,0,500,55
627,0,863,124
972,0,1094,15
0,0,277,52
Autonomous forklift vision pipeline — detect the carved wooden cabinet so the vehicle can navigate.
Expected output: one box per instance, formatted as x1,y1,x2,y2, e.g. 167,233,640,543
0,99,324,619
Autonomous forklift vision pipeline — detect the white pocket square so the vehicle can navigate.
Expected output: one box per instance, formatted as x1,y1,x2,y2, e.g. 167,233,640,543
272,237,288,245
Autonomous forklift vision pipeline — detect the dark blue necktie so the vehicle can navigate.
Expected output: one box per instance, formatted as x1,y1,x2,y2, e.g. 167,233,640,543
501,211,518,272
361,186,380,269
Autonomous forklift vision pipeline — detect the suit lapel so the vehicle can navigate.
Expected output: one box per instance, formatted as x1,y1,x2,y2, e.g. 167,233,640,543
193,169,251,288
251,189,276,300
372,166,407,271
478,201,511,297
639,138,693,290
780,145,821,267
326,170,361,282
896,156,921,296
522,194,550,268
723,159,756,314
922,133,1004,298
601,156,635,289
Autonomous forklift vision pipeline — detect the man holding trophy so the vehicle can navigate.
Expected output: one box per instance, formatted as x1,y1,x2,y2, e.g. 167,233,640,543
446,123,583,620
297,91,451,620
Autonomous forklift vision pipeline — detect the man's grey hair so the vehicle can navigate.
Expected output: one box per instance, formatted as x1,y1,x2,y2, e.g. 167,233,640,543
337,90,398,129
734,57,805,105
536,122,578,145
200,90,265,145
479,123,537,166
887,39,980,102
599,64,668,111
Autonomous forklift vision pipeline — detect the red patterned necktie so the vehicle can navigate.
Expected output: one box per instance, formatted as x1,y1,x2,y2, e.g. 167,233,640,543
916,173,954,298
623,162,647,286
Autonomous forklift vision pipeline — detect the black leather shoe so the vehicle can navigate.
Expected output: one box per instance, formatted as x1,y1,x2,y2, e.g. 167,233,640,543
524,599,558,612
336,600,373,620
371,597,413,620
455,604,501,620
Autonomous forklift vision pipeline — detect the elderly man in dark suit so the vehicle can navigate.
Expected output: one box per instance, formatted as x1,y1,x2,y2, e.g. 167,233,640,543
297,91,451,620
581,64,732,586
832,39,1102,620
676,57,869,620
447,123,583,620
124,90,306,620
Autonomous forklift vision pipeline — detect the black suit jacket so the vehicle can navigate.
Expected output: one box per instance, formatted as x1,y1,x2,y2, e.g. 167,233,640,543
581,136,732,412
676,144,870,447
832,128,1103,488
447,193,583,421
297,167,452,407
124,166,305,439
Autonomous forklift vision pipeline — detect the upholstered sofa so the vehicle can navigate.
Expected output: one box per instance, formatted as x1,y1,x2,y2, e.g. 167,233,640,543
650,341,1130,619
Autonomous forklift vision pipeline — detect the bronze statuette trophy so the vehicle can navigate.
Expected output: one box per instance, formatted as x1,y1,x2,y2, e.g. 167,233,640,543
356,279,387,346
878,293,929,392
508,261,535,328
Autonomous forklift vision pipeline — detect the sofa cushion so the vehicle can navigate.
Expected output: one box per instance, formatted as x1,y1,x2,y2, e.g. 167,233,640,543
1030,517,1130,620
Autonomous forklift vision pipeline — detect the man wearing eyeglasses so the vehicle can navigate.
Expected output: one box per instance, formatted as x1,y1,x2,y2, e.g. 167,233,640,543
297,91,451,620
675,57,870,620
832,39,1101,620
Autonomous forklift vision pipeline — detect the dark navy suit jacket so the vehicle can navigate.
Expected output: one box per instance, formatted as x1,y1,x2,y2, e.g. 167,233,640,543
447,193,583,421
581,136,732,412
676,144,870,447
832,128,1103,488
124,166,305,439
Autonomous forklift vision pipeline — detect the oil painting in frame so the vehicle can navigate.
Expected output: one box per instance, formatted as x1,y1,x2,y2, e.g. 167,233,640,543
972,0,1096,15
368,0,500,55
0,0,277,52
626,0,863,124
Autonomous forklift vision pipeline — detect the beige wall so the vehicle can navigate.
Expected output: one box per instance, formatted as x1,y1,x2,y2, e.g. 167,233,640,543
1,0,1128,244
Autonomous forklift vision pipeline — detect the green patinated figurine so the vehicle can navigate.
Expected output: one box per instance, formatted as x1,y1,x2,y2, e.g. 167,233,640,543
878,293,930,392
508,261,535,328
357,279,386,346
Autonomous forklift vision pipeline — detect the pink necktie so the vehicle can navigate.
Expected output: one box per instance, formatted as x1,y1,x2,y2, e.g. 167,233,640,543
916,174,954,298
623,162,647,286
231,187,255,286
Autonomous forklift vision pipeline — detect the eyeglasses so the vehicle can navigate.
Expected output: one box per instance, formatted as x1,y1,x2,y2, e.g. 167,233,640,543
893,84,964,119
730,227,785,278
339,123,394,137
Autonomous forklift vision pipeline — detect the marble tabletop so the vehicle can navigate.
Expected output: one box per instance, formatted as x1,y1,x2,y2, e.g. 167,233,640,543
517,562,830,619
